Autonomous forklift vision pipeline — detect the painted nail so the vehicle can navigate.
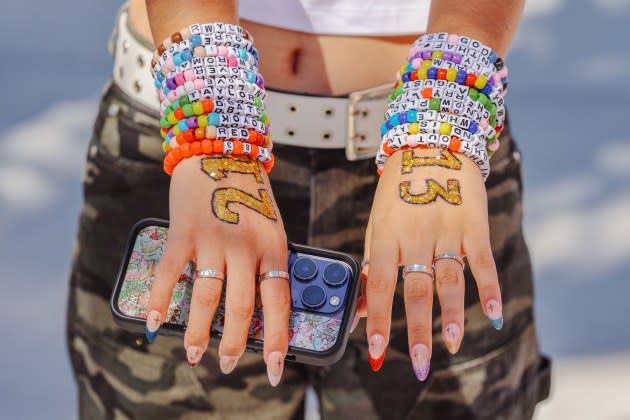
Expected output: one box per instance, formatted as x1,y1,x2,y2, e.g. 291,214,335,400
186,346,203,368
368,334,386,371
220,355,239,374
145,310,163,343
443,323,462,354
411,344,431,381
486,299,504,330
266,351,284,387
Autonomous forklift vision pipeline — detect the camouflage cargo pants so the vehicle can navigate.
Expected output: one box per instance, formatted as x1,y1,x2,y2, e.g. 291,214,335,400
66,83,550,419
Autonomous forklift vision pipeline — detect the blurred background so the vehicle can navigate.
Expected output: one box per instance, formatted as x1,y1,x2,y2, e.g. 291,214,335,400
1,0,629,418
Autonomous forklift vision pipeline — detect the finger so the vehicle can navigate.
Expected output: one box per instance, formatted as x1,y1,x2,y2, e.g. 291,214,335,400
259,245,290,387
434,237,466,354
401,244,435,382
365,226,399,371
146,233,192,343
218,251,257,373
463,235,503,330
183,250,225,368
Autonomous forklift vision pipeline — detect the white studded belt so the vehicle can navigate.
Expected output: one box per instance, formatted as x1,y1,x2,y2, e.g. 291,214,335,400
110,9,389,160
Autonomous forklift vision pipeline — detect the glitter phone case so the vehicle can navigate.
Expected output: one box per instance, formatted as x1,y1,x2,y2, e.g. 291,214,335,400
110,218,361,366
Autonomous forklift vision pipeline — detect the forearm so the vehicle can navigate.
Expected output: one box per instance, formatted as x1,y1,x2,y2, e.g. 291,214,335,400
146,0,238,43
426,0,525,57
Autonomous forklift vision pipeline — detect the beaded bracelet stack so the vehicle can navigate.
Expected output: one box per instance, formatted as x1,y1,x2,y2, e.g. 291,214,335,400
150,23,274,175
376,32,508,180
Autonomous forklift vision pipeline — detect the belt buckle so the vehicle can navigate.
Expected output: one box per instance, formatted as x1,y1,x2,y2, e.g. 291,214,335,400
345,83,391,161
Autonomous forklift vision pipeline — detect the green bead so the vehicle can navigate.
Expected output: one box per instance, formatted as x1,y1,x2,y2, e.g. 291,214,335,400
167,112,177,125
468,88,479,101
478,93,489,107
254,97,262,108
261,112,268,123
488,103,497,117
160,117,170,128
429,98,441,111
489,115,497,126
192,102,204,115
182,104,194,117
180,95,190,105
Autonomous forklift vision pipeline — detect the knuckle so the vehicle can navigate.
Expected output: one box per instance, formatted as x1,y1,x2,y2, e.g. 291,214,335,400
185,329,209,345
263,330,287,349
228,301,255,320
407,323,432,341
405,278,432,301
472,249,496,272
193,280,223,307
367,275,394,295
265,290,291,313
436,265,461,289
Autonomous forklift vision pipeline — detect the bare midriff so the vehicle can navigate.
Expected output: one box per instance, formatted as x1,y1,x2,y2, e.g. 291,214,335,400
129,0,420,96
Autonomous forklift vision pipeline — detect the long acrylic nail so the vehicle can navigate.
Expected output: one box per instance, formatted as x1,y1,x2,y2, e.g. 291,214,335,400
443,323,462,354
186,346,204,368
220,355,239,374
486,299,504,330
266,351,284,387
411,344,431,381
145,310,163,343
368,334,386,372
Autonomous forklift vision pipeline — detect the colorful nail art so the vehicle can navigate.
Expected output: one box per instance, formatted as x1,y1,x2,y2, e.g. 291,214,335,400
145,310,163,343
444,323,462,354
485,299,504,330
266,351,284,387
411,344,431,381
186,346,203,367
368,334,386,371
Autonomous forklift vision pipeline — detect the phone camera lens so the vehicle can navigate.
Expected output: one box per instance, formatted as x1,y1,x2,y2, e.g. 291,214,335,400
292,257,318,281
323,262,348,287
301,285,326,308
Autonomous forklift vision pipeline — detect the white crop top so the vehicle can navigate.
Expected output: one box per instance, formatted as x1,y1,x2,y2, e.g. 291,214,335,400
238,0,431,36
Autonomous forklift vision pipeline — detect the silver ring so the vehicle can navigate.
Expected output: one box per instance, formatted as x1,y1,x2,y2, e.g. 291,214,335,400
433,252,466,270
195,268,226,281
259,270,290,281
361,258,370,268
402,264,435,280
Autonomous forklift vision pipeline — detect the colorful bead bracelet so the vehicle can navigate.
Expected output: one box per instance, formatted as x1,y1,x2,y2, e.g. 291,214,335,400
163,127,270,152
160,99,262,128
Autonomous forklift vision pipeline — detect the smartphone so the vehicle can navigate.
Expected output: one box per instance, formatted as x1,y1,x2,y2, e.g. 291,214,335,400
110,218,361,366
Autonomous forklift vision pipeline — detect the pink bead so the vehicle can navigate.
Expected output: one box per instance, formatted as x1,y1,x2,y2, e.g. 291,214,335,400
488,140,500,152
166,57,175,71
169,138,178,148
194,78,205,90
184,70,195,81
167,90,178,102
217,46,228,57
175,73,185,86
159,90,165,101
406,134,417,147
227,56,238,67
447,34,459,44
396,73,401,81
411,58,422,69
480,119,489,129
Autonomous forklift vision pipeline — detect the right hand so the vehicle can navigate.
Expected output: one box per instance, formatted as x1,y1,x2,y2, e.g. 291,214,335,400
145,155,290,387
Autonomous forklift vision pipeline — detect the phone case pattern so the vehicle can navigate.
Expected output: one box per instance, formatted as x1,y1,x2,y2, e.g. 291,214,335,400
118,226,341,352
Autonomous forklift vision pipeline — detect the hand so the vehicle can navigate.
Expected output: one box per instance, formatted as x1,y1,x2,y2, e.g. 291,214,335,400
359,148,503,379
145,155,290,386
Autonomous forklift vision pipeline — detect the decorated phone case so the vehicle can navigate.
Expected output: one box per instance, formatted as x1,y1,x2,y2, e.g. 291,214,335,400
110,218,361,365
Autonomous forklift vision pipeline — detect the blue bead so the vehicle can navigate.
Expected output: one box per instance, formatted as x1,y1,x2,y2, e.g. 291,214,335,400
489,52,498,64
178,120,188,131
173,53,183,66
380,124,388,136
181,49,193,61
385,120,394,130
391,115,400,126
163,85,169,95
481,83,493,96
402,72,411,83
155,79,161,89
399,113,408,124
156,72,164,82
209,113,220,126
456,70,467,84
191,34,202,48
468,121,478,133
407,63,414,72
427,67,438,79
247,72,257,84
407,110,417,122
238,49,248,60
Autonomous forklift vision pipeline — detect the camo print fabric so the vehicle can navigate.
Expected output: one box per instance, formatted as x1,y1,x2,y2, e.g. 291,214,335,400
66,82,550,420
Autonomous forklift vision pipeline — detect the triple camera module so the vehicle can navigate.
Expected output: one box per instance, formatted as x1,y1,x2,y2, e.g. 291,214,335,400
291,256,349,310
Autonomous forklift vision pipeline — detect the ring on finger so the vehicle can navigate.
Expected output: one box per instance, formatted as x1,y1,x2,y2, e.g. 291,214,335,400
195,268,226,281
433,252,466,270
258,270,290,281
402,264,435,280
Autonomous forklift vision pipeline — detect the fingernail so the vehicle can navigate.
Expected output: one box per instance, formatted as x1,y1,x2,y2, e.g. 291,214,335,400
220,355,239,374
186,346,204,368
443,323,462,354
411,344,431,381
350,316,360,333
145,310,163,343
368,334,386,372
266,351,284,387
486,299,504,330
